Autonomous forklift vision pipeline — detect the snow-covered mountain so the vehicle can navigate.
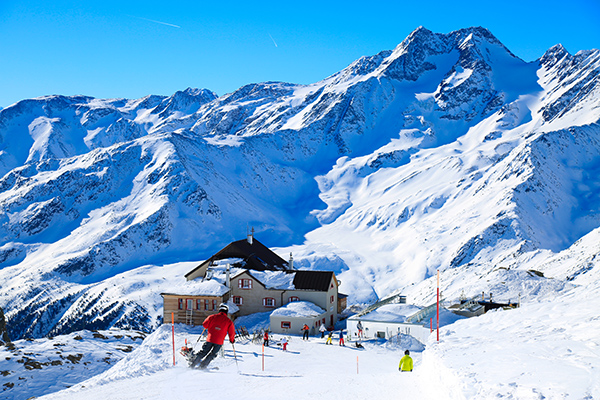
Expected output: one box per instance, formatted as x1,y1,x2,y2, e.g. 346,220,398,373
0,26,599,340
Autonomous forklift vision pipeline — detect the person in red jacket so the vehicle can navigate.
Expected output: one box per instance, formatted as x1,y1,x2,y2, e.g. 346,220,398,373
191,303,236,369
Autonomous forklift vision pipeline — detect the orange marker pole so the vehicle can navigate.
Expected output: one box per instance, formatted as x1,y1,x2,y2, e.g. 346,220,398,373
436,271,440,342
171,312,176,366
262,343,265,371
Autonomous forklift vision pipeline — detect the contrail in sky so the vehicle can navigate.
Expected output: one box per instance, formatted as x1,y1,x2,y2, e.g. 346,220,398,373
132,16,181,28
269,34,278,48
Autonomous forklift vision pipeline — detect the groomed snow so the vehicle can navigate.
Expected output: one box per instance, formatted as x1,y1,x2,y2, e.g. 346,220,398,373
36,324,428,400
25,274,599,400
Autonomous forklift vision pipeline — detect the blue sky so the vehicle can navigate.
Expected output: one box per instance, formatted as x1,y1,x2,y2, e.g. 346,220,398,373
1,0,599,108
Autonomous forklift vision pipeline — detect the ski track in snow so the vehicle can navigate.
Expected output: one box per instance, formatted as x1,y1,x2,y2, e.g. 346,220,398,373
37,327,430,400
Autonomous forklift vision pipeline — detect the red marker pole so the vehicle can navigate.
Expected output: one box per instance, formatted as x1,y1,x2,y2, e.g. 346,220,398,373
436,270,440,342
430,317,433,333
171,312,176,366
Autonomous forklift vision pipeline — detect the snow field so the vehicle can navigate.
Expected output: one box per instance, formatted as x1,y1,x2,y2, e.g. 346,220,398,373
423,283,600,399
16,276,600,400
38,325,432,400
0,329,147,400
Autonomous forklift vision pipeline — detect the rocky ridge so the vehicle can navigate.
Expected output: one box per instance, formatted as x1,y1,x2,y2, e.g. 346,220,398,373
0,26,598,339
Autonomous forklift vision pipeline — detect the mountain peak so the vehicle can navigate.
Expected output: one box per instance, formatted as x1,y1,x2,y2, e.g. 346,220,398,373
2,26,600,343
402,26,503,48
399,26,441,50
452,26,501,43
540,44,570,66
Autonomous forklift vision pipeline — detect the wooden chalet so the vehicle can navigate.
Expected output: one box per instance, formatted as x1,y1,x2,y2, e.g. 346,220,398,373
162,232,347,330
160,280,232,326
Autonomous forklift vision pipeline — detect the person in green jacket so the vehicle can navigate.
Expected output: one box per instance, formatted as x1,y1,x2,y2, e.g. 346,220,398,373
399,350,413,372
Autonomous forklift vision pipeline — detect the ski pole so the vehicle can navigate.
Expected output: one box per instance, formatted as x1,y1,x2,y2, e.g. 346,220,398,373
192,328,206,351
232,342,240,372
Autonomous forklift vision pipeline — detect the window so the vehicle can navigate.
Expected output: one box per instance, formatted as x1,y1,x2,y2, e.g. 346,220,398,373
289,296,299,302
178,298,183,310
238,279,253,289
212,300,217,311
204,299,211,311
186,299,193,310
263,298,276,308
233,296,243,306
330,295,334,303
196,299,202,310
281,321,291,329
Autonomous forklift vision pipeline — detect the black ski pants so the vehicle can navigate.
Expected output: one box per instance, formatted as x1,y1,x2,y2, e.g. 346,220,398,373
191,341,222,369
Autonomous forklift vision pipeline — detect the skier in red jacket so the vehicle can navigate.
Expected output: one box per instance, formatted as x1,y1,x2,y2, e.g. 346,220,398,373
191,303,236,369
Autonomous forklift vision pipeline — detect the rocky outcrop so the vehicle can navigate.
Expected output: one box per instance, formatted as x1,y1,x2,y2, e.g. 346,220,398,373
0,306,10,345
0,26,599,340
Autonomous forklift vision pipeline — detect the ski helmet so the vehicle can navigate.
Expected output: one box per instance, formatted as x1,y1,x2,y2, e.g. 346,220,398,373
405,350,410,355
218,303,229,313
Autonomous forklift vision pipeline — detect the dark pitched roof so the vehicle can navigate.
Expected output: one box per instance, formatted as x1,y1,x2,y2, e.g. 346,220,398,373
292,271,335,292
185,237,289,279
212,238,288,271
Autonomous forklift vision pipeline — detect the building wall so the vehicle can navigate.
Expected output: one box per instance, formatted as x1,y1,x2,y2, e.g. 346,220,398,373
230,272,284,316
298,274,340,327
291,289,336,328
231,272,340,328
270,312,327,336
162,294,228,326
185,271,343,329
346,318,431,345
337,296,347,314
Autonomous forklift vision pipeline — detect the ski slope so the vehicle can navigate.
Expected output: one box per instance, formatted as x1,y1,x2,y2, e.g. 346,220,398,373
37,325,430,400
31,266,600,400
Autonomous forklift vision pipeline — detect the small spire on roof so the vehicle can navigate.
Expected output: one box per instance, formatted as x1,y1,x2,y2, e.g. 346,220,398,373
247,226,254,245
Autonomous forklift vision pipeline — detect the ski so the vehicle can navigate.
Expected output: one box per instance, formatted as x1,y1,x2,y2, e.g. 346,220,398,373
194,366,219,371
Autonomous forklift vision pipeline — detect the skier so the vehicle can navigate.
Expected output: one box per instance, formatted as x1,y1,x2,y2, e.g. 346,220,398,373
356,321,363,338
325,330,333,345
281,336,288,351
190,303,235,369
339,329,345,346
319,322,327,338
302,324,310,340
399,350,413,372
263,330,269,347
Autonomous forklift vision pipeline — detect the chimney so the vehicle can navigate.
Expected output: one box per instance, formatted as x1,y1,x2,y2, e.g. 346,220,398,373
289,252,294,270
247,227,254,245
226,263,231,288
